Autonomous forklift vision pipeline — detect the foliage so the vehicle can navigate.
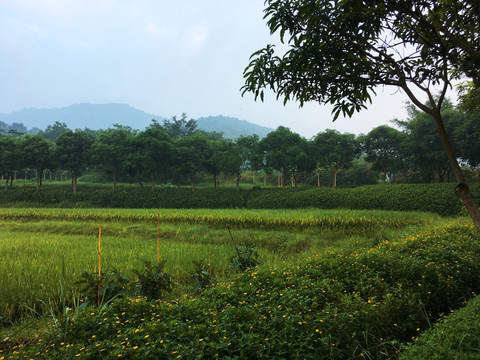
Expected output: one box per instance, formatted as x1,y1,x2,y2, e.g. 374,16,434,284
241,0,480,231
77,267,130,306
313,129,359,188
132,260,173,300
6,220,480,359
230,244,263,272
361,125,406,183
0,183,478,216
400,296,480,360
190,260,215,292
0,207,431,322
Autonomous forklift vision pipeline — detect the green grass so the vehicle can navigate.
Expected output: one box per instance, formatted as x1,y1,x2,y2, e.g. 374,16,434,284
3,216,479,359
0,208,434,324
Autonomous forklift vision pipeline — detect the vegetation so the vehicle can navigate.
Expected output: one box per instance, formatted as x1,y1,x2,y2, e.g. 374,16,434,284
2,213,479,359
241,0,480,231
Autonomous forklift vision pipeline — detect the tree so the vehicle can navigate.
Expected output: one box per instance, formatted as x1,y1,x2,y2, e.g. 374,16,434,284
313,130,358,188
161,114,197,139
21,135,54,189
172,133,210,191
362,125,406,183
38,122,70,142
259,126,307,189
242,0,480,231
55,130,94,193
90,125,136,189
236,134,264,187
127,124,172,190
395,101,460,183
0,136,22,189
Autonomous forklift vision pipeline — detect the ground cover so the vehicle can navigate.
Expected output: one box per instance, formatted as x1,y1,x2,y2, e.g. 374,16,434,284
2,216,478,359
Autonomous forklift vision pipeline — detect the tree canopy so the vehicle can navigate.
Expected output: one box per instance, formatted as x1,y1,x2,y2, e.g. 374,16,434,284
242,0,480,231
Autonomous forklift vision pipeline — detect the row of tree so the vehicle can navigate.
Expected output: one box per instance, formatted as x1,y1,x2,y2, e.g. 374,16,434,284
0,98,478,192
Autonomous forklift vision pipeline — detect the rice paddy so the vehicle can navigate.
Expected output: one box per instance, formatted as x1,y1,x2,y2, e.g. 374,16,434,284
0,208,437,323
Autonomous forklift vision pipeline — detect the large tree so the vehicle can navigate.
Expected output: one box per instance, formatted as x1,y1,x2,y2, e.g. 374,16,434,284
21,134,54,189
90,125,136,189
260,126,308,189
396,100,459,183
55,130,94,193
172,133,210,192
242,0,480,231
313,129,358,188
0,136,22,189
127,124,172,190
362,125,406,183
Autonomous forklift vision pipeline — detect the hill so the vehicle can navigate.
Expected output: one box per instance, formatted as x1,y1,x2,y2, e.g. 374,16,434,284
0,104,273,138
196,115,272,138
0,103,159,132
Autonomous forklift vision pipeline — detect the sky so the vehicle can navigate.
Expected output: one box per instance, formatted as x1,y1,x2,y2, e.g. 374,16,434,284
0,0,458,138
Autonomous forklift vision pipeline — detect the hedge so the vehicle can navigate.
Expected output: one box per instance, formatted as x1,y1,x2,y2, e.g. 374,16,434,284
0,183,478,216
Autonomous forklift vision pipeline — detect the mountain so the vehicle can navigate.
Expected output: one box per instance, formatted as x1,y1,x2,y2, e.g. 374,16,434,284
196,115,272,139
0,104,273,138
0,103,160,131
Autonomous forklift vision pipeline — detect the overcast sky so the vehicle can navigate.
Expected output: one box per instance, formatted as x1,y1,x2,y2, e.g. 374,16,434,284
0,0,457,138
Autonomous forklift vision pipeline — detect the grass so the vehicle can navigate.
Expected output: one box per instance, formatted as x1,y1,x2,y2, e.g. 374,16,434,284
2,216,478,359
0,208,434,324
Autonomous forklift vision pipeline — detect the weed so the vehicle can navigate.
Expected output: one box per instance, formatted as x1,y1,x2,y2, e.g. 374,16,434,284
133,260,173,300
77,267,130,305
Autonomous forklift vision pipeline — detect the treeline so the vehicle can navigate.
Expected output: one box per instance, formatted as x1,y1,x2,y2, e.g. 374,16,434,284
0,99,479,192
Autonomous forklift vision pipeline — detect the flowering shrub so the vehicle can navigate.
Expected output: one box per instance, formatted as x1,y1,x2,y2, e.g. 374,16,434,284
400,296,480,360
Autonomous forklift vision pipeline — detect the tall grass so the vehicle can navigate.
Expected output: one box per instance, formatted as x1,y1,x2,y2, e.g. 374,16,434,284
0,208,438,323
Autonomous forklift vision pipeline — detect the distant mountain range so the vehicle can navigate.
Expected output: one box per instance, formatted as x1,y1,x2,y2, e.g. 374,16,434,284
0,103,273,139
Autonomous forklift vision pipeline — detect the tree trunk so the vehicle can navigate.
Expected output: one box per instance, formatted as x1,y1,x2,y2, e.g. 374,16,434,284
112,172,117,190
433,111,480,232
382,170,387,184
36,170,41,189
4,176,8,190
331,169,337,188
213,174,217,189
73,175,78,193
317,173,320,187
192,170,196,192
236,173,241,192
151,172,155,191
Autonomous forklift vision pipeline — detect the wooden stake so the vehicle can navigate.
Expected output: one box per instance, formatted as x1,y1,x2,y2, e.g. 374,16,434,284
98,225,102,306
227,227,242,263
208,249,212,278
157,213,160,265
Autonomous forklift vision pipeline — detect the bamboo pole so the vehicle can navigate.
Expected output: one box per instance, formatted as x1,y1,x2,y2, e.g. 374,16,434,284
208,249,212,278
98,225,102,306
157,213,160,265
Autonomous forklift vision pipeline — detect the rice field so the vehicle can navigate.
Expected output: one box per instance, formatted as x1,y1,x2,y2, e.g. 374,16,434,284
0,208,437,323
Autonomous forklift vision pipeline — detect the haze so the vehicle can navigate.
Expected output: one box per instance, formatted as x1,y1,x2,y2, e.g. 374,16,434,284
0,0,453,137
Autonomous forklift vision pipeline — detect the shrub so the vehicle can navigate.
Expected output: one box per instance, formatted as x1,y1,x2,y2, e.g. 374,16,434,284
400,296,480,360
133,260,173,300
76,267,130,305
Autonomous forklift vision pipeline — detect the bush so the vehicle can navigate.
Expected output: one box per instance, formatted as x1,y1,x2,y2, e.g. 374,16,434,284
133,260,173,300
400,296,480,360
0,183,479,215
